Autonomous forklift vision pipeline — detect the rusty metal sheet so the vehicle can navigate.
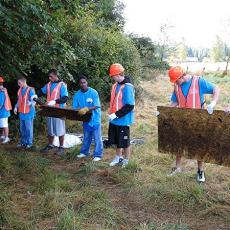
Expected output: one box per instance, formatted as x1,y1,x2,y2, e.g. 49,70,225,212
37,105,92,122
157,106,230,166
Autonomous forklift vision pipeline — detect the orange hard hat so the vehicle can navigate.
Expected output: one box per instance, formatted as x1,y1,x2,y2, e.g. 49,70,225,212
109,63,125,77
0,76,4,83
168,66,184,83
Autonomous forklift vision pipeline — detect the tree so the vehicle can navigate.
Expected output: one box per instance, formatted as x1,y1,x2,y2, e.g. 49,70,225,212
177,38,187,62
0,0,141,101
129,34,168,70
210,36,225,62
156,22,177,62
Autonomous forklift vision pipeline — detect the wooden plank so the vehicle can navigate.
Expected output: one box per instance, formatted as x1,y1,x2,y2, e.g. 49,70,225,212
37,105,92,122
157,106,230,166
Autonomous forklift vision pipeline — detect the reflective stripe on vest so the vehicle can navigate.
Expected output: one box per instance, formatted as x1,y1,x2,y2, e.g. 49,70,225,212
175,76,201,109
18,87,31,114
47,82,63,108
0,89,12,111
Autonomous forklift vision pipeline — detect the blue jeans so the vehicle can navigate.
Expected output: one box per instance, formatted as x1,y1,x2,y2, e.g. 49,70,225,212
80,124,103,158
20,119,34,145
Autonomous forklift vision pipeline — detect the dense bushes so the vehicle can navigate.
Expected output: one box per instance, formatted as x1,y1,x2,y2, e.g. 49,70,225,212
0,0,141,102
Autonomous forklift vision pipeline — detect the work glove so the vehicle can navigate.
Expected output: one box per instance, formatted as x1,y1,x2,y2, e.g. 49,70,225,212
109,113,117,121
78,107,89,116
28,100,36,107
31,94,38,101
153,111,160,117
47,100,56,106
207,101,216,115
14,107,17,115
27,101,32,106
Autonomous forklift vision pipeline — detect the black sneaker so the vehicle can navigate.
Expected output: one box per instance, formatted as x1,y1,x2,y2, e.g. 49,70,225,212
40,145,54,154
56,147,65,156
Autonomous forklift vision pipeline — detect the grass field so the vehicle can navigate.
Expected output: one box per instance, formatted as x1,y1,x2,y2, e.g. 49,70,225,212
0,72,230,230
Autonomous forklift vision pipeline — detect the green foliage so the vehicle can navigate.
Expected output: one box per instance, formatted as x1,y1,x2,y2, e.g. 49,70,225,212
210,36,225,62
130,34,169,71
0,0,141,102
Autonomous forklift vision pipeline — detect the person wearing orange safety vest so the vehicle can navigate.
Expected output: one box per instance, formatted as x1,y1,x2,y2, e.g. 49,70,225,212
14,76,37,149
0,76,12,144
167,66,220,183
38,69,68,156
108,63,135,168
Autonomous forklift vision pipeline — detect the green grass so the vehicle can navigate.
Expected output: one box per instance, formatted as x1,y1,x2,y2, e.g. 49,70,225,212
1,73,230,229
137,222,189,230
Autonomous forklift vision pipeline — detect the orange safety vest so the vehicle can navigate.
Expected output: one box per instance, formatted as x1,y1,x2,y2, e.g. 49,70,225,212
46,81,64,108
109,83,134,114
174,76,201,109
0,88,12,111
18,87,31,114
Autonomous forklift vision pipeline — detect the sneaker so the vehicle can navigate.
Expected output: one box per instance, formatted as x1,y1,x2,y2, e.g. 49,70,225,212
0,136,5,140
109,155,123,167
2,137,10,144
93,157,101,162
40,145,54,154
121,159,129,168
167,167,182,177
196,170,205,183
56,147,65,156
77,153,87,159
16,143,25,148
25,145,33,149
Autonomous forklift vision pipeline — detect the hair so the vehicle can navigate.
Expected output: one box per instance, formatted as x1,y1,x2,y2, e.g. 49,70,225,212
17,76,27,82
78,75,88,83
48,69,58,76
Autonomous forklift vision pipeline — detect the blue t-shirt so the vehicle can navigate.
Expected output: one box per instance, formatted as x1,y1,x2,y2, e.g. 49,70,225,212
41,82,68,108
0,90,11,118
171,77,215,106
17,87,36,120
110,83,135,126
72,87,101,128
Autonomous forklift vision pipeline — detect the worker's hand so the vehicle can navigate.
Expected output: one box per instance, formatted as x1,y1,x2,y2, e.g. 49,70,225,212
47,100,56,106
109,113,117,121
153,111,160,117
78,107,89,116
207,101,216,115
31,94,38,101
224,106,230,115
14,107,17,115
27,101,32,106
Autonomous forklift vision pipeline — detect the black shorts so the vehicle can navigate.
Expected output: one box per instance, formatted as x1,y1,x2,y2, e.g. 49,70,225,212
108,123,130,148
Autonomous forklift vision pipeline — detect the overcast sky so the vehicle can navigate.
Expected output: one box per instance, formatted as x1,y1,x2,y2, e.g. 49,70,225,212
122,0,230,48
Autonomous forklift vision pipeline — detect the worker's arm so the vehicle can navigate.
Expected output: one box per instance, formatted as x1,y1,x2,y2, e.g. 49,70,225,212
115,104,134,118
211,86,220,103
0,92,4,109
55,96,68,104
88,106,99,111
170,91,178,108
114,84,135,118
56,83,68,104
37,89,45,98
170,101,178,107
206,85,220,114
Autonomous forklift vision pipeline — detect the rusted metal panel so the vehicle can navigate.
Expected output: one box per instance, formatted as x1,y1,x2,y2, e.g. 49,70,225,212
37,105,92,122
157,106,230,166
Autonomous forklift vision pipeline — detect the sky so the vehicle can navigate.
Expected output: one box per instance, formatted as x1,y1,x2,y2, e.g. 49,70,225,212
122,0,230,48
